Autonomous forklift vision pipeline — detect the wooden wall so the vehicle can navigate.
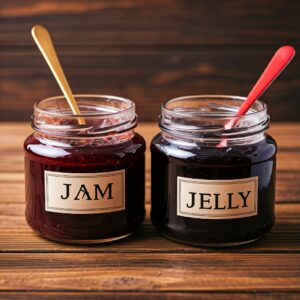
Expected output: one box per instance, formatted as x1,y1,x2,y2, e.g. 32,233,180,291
0,0,299,121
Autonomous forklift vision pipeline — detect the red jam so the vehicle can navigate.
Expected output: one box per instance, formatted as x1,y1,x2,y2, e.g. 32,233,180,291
24,95,145,243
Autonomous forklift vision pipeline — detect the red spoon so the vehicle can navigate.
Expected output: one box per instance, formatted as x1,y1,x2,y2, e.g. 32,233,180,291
218,45,295,147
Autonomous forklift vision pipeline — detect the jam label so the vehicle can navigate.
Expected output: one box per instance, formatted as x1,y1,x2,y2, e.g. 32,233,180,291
177,176,258,219
44,170,125,214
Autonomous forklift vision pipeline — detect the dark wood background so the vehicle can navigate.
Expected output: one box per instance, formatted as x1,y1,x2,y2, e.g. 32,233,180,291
0,0,299,122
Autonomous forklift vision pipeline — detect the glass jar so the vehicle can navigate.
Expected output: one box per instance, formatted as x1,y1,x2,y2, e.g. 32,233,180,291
24,95,146,244
151,95,276,246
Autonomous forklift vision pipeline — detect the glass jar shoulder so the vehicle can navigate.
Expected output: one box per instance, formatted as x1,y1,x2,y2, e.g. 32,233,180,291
24,132,146,164
151,132,277,165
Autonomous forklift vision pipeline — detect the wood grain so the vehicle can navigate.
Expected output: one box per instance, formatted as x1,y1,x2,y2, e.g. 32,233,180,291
1,292,300,300
1,0,300,47
0,252,300,292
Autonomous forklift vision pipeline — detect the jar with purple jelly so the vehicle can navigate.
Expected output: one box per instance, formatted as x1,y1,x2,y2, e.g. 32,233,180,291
24,95,145,244
151,95,276,246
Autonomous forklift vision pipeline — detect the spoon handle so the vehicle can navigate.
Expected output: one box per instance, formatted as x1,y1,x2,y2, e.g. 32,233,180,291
31,25,85,125
218,45,295,147
236,45,295,117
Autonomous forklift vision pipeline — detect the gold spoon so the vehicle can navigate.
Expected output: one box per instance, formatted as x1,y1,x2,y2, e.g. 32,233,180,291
31,25,85,125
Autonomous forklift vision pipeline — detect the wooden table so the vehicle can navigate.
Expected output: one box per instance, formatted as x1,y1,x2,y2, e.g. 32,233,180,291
0,122,299,299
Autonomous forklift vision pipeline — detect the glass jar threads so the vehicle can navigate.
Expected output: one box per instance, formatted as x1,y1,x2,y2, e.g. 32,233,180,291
24,95,146,244
151,95,277,246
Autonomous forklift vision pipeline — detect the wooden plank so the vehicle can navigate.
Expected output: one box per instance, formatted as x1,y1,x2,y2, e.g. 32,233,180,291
0,204,299,253
0,51,299,121
2,292,300,300
0,252,299,292
276,171,300,202
1,0,300,46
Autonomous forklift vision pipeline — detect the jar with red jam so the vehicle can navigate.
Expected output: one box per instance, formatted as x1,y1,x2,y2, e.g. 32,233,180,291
151,95,277,247
24,95,146,244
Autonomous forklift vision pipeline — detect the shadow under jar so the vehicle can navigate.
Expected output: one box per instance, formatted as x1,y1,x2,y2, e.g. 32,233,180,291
151,95,276,247
24,95,145,244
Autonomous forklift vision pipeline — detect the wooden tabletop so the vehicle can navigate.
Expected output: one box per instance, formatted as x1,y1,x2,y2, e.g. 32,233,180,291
0,122,299,299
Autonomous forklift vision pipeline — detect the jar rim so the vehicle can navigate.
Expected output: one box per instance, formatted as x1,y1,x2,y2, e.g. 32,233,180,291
159,94,270,146
34,94,135,118
32,94,137,141
161,94,267,118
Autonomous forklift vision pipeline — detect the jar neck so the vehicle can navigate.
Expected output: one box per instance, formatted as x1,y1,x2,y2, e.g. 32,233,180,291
32,94,137,146
161,130,268,147
160,95,270,147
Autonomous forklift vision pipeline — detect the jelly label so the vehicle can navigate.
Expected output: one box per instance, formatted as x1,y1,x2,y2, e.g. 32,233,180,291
177,176,258,219
45,170,125,214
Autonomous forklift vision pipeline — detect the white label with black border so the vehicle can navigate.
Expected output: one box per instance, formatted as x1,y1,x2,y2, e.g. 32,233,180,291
177,176,258,219
45,170,125,214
